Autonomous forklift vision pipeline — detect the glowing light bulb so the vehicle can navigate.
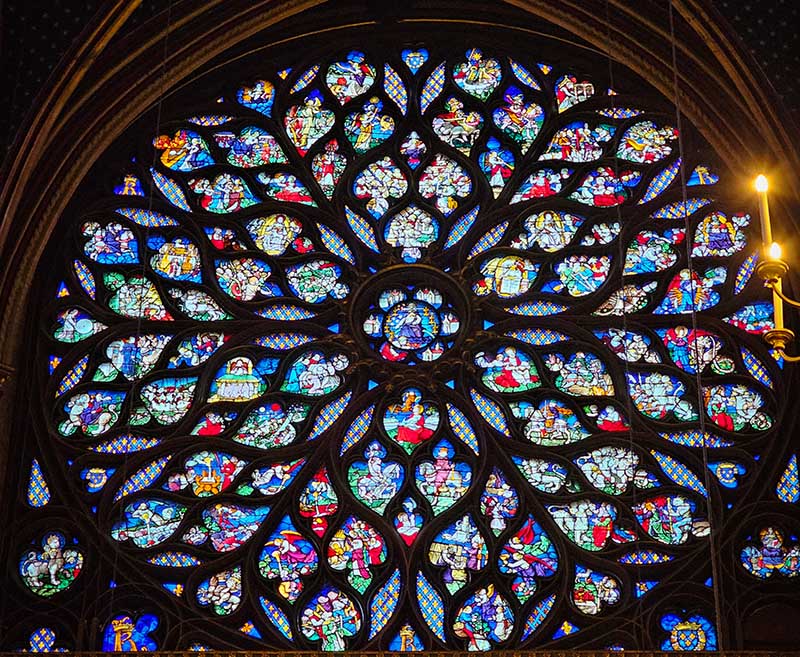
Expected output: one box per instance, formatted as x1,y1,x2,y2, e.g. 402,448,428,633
769,242,782,260
755,174,769,193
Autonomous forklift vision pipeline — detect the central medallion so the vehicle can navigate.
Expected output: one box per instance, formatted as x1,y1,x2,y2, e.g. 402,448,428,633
353,266,468,364
384,300,441,351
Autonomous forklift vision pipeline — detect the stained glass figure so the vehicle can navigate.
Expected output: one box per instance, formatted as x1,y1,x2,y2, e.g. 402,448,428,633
301,587,361,649
573,565,621,615
498,516,558,600
197,566,242,614
348,441,403,513
259,515,318,600
383,388,439,452
492,86,544,151
740,527,800,578
453,585,514,650
432,98,483,154
415,440,471,514
429,514,487,592
326,51,375,104
215,126,288,167
19,533,83,597
479,137,514,197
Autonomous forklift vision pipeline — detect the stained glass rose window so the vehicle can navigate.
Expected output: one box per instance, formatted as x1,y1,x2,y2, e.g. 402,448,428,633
14,44,786,651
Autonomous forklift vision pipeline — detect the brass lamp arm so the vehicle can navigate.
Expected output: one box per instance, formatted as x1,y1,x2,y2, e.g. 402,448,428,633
765,280,800,308
762,328,800,361
774,349,800,363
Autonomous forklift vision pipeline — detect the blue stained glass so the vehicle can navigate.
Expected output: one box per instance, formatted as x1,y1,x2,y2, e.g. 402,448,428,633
522,594,556,640
470,388,510,437
56,355,89,397
709,461,746,489
777,454,799,503
444,205,479,249
652,198,712,219
651,450,708,497
660,612,717,650
239,621,261,638
307,391,352,440
635,580,659,597
507,300,568,315
389,623,425,650
552,620,579,639
27,44,789,653
687,165,719,186
446,403,479,455
597,107,643,118
260,598,293,640
113,455,172,501
253,333,315,350
116,207,180,227
114,173,145,196
81,466,114,493
416,572,445,641
509,58,541,90
26,628,67,652
402,48,428,74
734,253,758,293
653,267,725,314
467,221,509,259
479,138,514,197
724,302,775,335
73,260,96,299
369,569,401,638
660,430,733,448
740,346,773,388
55,282,69,298
384,64,407,115
27,459,51,507
237,80,275,115
150,168,191,210
102,614,159,651
420,62,445,114
188,114,232,126
290,65,319,94
345,206,380,252
187,642,212,651
316,223,355,264
148,551,202,567
340,404,374,455
638,158,680,204
618,550,673,564
505,328,568,345
91,434,161,453
257,305,317,320
162,582,182,596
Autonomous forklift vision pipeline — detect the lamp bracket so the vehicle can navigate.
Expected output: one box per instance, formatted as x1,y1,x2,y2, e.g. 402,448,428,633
756,258,789,282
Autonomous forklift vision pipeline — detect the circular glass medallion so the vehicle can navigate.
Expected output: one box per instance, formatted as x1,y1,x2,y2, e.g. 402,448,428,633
384,300,440,350
353,266,467,365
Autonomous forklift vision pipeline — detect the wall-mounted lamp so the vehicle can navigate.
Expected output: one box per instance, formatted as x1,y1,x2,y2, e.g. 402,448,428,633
754,175,800,361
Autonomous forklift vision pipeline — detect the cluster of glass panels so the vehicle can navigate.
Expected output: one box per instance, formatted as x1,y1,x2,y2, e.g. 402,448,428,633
5,43,795,652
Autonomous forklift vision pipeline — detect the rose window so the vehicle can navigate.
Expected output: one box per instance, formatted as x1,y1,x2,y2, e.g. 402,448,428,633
11,43,787,653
